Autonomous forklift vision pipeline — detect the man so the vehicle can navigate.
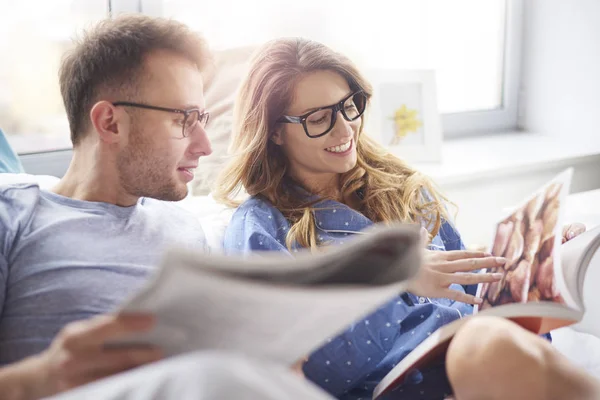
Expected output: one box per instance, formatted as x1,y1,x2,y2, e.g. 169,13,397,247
0,14,212,398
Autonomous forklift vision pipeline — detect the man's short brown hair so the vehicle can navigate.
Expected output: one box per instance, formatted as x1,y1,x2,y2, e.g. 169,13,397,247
59,14,211,146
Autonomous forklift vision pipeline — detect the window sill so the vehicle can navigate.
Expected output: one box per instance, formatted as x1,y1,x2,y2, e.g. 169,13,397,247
20,149,72,178
18,132,600,190
412,131,600,187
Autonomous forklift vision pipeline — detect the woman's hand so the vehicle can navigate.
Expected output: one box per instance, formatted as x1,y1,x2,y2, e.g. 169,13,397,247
562,223,586,243
407,222,587,305
407,228,506,305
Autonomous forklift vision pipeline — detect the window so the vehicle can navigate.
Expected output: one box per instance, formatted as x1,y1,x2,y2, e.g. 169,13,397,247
144,0,523,137
2,0,522,162
0,0,109,154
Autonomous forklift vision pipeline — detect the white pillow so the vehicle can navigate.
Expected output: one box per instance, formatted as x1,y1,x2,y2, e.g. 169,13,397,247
0,172,60,190
176,194,235,252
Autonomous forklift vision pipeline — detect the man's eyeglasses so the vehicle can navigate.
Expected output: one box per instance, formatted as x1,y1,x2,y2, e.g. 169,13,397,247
112,102,210,138
276,91,367,138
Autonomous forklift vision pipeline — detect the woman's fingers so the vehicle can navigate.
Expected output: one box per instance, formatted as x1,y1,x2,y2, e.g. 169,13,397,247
439,256,507,273
439,288,483,305
441,250,491,262
445,272,503,286
562,223,586,243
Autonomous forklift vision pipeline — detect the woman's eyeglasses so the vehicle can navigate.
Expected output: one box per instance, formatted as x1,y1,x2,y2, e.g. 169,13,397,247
277,91,367,138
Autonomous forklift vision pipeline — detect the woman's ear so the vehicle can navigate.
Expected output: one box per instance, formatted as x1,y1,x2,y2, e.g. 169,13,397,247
271,127,284,146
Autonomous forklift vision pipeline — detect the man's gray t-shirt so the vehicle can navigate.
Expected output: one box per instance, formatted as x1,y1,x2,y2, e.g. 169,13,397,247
0,183,208,365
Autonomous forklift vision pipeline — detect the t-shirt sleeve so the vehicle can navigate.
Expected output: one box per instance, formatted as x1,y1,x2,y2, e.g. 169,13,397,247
0,185,31,316
0,193,13,316
0,255,7,317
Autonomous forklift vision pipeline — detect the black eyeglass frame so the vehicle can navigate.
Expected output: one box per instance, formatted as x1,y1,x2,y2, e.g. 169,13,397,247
276,90,367,138
112,101,210,138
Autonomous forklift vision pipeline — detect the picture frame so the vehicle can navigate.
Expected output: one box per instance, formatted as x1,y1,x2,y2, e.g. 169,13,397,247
365,69,443,163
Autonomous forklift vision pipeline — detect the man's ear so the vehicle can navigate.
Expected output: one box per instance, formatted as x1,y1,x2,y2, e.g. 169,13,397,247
271,127,284,146
89,101,124,144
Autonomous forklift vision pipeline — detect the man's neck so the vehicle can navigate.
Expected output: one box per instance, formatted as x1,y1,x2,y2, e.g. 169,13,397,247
52,147,139,207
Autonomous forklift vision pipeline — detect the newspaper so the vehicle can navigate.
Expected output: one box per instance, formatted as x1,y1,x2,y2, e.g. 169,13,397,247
113,224,422,365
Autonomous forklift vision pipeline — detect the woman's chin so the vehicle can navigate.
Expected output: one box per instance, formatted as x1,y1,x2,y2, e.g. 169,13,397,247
331,157,358,174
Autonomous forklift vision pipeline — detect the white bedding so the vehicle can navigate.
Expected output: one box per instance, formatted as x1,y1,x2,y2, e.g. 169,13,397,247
176,194,234,252
552,327,600,378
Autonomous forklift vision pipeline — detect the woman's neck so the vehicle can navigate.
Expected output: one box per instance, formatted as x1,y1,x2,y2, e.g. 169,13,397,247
292,171,341,200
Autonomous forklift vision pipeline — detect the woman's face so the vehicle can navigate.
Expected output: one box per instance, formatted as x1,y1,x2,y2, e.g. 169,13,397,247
272,70,363,189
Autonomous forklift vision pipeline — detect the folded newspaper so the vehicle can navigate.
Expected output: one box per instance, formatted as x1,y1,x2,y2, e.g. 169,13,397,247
113,224,422,366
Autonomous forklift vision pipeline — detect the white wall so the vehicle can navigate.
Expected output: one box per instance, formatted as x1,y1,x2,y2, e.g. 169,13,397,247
520,0,600,142
441,156,600,248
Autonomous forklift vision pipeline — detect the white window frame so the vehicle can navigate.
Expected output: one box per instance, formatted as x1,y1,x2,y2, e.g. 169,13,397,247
109,0,143,14
19,0,523,177
442,0,524,138
140,0,524,139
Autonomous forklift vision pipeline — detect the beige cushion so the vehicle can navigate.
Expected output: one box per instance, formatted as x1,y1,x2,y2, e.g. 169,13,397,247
191,46,257,195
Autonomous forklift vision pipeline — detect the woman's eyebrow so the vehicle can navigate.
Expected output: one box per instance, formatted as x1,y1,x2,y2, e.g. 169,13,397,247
299,91,354,114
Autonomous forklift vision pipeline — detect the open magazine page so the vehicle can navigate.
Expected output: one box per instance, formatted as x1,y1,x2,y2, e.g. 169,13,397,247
476,169,576,314
112,225,421,366
373,169,578,399
560,225,600,309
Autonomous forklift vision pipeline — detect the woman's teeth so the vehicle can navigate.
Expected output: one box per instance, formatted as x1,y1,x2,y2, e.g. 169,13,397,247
325,141,351,153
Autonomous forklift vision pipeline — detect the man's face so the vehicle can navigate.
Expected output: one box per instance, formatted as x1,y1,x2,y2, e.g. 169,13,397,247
117,50,212,201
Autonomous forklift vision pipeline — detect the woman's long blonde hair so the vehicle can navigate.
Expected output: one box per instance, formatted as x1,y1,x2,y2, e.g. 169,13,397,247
214,38,450,251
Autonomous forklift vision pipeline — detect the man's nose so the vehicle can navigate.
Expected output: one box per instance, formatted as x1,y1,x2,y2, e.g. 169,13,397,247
188,125,212,157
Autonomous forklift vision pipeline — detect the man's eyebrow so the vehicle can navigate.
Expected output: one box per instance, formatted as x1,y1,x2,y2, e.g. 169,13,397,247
180,104,205,111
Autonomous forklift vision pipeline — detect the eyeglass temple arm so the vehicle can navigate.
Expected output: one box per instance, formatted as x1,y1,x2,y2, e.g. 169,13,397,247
277,115,302,124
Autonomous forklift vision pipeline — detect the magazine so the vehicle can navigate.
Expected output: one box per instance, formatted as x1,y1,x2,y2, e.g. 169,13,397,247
374,168,600,399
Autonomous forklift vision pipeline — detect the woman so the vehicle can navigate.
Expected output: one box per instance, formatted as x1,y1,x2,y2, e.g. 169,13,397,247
214,38,582,399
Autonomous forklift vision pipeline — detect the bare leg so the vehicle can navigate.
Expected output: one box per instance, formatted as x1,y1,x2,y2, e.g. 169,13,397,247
446,316,600,400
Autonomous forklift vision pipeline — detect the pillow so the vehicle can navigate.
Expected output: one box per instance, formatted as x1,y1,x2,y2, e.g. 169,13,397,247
191,46,257,196
0,129,25,173
0,172,60,189
175,194,235,252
